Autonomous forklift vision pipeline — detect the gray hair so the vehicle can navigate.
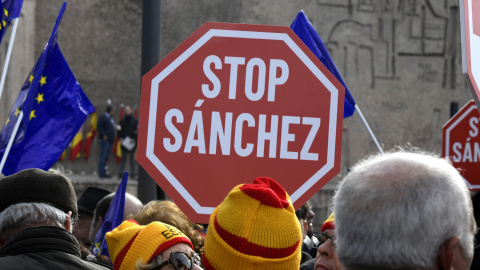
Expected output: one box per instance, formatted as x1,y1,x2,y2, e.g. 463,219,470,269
0,203,69,242
333,151,474,269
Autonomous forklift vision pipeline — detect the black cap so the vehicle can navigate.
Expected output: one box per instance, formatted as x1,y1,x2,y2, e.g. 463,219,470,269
0,168,78,220
77,187,111,215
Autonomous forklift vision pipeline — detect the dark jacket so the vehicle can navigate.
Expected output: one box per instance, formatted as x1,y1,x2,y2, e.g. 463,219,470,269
97,112,115,143
119,115,138,142
300,258,315,270
0,226,111,270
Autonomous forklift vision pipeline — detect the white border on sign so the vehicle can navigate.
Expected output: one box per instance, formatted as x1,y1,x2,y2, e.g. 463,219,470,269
146,29,341,215
444,102,476,158
463,176,480,190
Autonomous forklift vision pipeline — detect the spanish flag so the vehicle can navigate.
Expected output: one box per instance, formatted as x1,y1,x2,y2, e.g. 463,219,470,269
58,149,67,161
69,127,83,161
113,105,123,163
84,110,97,161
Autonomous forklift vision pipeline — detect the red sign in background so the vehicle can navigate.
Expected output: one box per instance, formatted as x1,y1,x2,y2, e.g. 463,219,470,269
443,100,480,190
138,22,345,223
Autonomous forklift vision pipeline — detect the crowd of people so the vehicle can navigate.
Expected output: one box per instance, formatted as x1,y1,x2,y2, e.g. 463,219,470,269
0,150,477,269
97,105,138,179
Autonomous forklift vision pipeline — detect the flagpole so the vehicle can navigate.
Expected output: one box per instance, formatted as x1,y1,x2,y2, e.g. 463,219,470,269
0,18,20,102
355,104,384,154
0,111,23,174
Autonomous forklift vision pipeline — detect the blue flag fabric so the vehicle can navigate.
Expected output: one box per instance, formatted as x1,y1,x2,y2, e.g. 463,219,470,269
0,0,24,45
0,2,95,176
91,172,129,257
291,11,356,118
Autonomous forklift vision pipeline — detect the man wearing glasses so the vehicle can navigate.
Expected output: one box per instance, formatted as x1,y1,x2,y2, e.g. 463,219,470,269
311,213,342,270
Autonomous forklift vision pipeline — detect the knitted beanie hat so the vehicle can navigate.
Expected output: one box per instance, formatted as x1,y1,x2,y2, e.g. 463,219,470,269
202,177,302,270
106,219,194,270
0,168,78,220
321,213,335,232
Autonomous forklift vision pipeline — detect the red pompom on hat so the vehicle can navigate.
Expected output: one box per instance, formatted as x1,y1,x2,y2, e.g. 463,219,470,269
321,213,335,232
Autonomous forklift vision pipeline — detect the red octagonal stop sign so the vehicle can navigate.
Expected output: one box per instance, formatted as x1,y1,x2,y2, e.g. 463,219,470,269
138,22,345,223
442,100,480,190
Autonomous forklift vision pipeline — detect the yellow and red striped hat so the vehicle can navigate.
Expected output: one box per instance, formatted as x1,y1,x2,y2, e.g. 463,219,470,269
321,213,335,232
106,220,194,270
202,177,302,270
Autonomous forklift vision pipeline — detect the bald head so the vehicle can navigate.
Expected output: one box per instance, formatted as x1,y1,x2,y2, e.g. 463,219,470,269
88,192,143,243
124,193,143,220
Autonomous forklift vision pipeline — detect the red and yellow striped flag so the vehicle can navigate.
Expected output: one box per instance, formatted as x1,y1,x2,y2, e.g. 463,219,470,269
58,149,67,161
84,110,97,161
69,127,83,161
113,105,124,163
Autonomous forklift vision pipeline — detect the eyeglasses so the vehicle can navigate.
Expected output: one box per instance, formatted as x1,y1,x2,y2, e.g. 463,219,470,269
312,232,336,249
153,251,202,270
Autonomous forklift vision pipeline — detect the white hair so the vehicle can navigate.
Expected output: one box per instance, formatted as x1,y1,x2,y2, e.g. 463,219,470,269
0,203,69,242
333,151,474,269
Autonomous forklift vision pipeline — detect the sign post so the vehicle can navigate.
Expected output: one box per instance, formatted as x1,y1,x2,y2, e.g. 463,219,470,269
138,22,345,223
460,0,480,106
442,100,480,190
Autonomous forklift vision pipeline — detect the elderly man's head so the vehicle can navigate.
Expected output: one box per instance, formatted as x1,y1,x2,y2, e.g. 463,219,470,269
334,151,475,270
0,169,78,247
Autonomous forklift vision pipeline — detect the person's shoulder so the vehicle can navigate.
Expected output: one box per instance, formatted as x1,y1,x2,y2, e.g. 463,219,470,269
0,249,112,269
81,259,112,270
0,256,22,270
98,114,107,121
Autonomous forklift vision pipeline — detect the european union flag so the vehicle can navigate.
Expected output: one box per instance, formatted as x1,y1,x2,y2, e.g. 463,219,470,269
91,172,128,257
0,0,23,45
0,2,95,176
291,11,356,118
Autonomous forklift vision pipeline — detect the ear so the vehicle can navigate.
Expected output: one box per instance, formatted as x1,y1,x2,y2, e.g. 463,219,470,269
64,211,72,232
437,236,460,270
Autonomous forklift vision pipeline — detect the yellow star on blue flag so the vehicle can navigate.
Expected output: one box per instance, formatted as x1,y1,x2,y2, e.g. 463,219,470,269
35,93,44,104
0,0,23,46
29,110,36,120
0,3,95,176
39,76,47,87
